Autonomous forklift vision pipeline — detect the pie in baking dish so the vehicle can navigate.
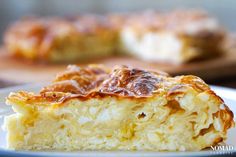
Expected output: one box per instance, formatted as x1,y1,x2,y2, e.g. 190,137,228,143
4,10,225,64
3,65,234,151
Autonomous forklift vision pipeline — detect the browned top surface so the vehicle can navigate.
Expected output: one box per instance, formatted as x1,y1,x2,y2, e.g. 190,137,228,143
6,64,224,107
36,64,214,101
40,65,169,97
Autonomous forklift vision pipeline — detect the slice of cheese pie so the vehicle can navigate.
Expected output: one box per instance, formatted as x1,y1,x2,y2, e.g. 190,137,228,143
3,65,234,151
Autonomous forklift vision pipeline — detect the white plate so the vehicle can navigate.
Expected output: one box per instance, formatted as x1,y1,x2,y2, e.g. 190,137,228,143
0,84,235,157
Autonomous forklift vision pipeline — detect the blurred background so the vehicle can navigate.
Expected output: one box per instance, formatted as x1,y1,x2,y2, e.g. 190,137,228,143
0,0,236,43
0,0,236,88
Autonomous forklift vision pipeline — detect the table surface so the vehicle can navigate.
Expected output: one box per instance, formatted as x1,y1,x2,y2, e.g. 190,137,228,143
209,76,236,89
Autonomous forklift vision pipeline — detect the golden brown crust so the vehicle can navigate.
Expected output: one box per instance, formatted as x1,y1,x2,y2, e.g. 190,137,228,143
40,65,170,99
5,64,228,106
40,65,217,101
8,65,212,100
41,65,109,94
99,65,170,97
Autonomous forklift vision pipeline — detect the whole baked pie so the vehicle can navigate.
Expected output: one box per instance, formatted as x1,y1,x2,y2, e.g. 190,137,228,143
4,10,225,64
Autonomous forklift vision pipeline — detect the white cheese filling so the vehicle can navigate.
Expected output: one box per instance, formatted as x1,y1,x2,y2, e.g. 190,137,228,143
121,28,183,63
